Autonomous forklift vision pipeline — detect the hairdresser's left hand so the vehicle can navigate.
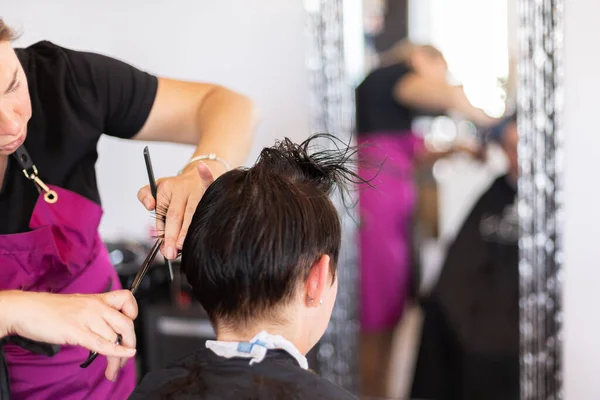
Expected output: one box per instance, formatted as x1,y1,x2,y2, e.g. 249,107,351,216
137,162,216,259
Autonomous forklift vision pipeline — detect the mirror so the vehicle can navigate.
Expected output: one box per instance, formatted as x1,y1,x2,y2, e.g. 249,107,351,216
305,0,562,398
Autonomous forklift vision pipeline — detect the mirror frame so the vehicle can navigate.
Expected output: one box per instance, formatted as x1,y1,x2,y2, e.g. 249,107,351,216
517,0,564,398
304,0,360,393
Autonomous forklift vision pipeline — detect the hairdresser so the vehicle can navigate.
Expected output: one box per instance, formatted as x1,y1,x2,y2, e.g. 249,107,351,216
0,19,255,400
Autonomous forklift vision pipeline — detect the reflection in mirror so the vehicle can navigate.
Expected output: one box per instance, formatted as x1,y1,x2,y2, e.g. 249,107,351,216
353,1,524,399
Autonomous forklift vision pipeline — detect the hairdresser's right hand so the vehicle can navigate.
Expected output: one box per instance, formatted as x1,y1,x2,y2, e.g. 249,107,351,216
0,289,138,381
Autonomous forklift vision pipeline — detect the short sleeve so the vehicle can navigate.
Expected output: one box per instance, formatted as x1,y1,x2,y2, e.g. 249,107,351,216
355,62,415,134
58,44,159,139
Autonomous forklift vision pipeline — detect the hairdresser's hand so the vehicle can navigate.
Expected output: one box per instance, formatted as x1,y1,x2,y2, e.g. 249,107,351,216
450,86,500,128
138,162,216,259
0,289,138,381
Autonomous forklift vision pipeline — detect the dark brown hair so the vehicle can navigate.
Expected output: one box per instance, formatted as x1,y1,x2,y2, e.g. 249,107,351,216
181,133,365,330
0,18,18,42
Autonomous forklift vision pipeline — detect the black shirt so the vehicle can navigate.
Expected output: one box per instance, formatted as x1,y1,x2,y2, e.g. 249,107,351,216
0,41,158,235
355,63,414,135
129,348,357,400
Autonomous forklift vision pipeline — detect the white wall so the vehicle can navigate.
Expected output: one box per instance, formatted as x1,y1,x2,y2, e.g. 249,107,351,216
563,0,600,398
4,0,310,241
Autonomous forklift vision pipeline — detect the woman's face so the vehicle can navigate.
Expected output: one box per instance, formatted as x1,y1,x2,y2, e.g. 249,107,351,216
0,41,32,156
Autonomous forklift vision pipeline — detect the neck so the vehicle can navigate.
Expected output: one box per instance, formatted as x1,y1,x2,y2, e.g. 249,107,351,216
0,155,8,189
216,321,309,355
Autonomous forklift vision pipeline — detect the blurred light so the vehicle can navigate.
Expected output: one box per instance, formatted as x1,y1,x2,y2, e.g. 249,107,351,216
457,120,477,138
109,249,124,265
428,116,457,151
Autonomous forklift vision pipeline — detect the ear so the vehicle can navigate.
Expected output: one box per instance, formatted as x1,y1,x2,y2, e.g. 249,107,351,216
305,254,331,308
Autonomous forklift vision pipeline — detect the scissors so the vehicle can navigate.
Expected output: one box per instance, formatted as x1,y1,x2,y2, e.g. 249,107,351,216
80,146,173,368
143,146,174,282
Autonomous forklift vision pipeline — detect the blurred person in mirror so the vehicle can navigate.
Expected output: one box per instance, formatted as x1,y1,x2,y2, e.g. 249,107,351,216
129,134,361,400
0,17,256,400
355,38,498,397
411,114,519,400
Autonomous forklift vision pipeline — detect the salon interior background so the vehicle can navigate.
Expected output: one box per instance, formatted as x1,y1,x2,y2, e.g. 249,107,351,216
3,0,511,248
5,0,600,398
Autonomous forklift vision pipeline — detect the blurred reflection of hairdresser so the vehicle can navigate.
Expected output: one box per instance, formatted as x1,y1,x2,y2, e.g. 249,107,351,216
0,18,255,400
355,39,498,398
410,114,519,400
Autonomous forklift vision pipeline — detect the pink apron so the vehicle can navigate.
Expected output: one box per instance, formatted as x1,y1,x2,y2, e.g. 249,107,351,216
0,147,136,399
357,132,424,332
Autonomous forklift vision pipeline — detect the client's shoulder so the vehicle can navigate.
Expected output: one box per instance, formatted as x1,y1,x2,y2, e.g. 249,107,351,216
294,369,358,399
128,349,210,400
248,353,358,399
129,348,357,400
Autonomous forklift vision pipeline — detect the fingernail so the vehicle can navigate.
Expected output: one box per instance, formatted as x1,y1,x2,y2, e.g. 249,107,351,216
167,246,177,260
143,197,152,209
111,371,118,381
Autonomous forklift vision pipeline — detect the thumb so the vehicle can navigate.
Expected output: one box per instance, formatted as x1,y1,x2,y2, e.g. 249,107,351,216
137,185,154,211
100,290,139,320
196,162,216,187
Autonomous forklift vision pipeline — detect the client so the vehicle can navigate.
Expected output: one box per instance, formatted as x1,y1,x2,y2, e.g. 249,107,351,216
129,134,362,399
410,114,519,400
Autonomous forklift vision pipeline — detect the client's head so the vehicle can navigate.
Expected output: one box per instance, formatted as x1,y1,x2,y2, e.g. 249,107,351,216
181,133,362,354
